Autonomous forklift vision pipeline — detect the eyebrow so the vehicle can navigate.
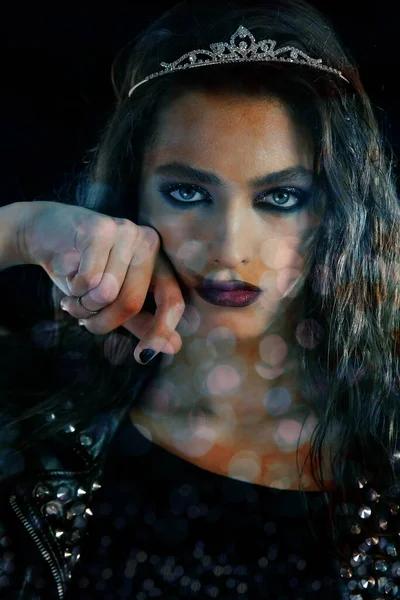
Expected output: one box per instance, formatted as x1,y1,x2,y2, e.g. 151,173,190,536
153,162,313,188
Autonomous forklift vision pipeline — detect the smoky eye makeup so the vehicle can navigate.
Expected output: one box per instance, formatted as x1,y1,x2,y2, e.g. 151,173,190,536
155,181,312,214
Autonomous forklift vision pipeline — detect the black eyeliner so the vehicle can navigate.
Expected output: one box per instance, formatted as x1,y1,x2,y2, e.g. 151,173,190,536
156,182,311,213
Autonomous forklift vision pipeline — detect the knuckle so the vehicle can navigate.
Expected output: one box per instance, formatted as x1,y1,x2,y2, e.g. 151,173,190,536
142,226,160,250
93,216,117,239
91,287,118,305
71,272,102,290
161,295,185,314
86,272,104,289
121,294,144,316
89,274,120,304
148,328,172,344
117,217,134,229
115,218,139,241
173,299,186,315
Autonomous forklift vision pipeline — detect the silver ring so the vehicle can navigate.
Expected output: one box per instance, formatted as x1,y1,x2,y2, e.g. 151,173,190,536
77,296,101,315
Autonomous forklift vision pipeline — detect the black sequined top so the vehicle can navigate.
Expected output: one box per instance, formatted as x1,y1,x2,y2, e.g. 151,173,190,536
65,415,346,600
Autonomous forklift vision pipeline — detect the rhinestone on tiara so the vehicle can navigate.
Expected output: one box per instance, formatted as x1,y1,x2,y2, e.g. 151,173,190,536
128,25,349,97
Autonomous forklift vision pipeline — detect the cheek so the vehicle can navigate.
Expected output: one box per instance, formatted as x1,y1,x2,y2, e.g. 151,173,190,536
260,237,305,271
261,213,316,270
156,219,213,274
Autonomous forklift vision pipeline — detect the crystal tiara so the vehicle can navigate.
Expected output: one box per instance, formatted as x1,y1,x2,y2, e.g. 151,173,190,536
128,25,349,97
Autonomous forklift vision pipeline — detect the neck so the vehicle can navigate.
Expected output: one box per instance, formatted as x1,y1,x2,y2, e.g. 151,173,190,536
139,294,310,430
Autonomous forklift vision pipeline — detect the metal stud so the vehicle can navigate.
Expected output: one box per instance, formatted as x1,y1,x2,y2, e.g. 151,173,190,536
76,487,87,497
365,488,380,503
33,484,52,500
359,576,375,589
78,434,93,447
54,529,64,539
350,523,361,534
383,579,398,595
66,502,86,520
340,566,353,578
385,543,397,557
56,485,72,503
71,530,81,544
73,515,87,530
375,559,388,572
392,450,400,463
364,536,379,547
351,551,366,564
357,475,368,489
91,481,101,491
377,576,388,587
64,424,76,434
67,547,81,568
390,503,399,515
378,517,388,530
43,501,64,518
358,505,372,519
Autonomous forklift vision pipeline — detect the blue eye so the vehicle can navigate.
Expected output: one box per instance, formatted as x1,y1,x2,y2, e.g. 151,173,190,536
157,183,210,206
157,182,311,213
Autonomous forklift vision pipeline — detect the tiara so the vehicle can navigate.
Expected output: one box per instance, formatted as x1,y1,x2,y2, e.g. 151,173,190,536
128,25,349,97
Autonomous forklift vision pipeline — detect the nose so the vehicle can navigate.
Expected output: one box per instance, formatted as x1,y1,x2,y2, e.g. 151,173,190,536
207,202,253,267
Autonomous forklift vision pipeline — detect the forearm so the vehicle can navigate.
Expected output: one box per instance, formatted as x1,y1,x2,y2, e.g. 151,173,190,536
0,201,32,270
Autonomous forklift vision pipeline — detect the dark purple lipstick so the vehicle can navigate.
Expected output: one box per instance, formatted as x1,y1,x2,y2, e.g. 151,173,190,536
195,279,262,307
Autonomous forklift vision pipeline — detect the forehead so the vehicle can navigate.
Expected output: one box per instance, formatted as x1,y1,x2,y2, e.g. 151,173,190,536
142,91,314,178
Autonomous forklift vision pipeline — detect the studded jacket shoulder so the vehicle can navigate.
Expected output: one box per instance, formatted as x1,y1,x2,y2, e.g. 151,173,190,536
0,403,400,600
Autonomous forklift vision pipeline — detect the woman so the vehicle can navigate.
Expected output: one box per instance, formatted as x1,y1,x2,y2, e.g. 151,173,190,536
0,0,399,598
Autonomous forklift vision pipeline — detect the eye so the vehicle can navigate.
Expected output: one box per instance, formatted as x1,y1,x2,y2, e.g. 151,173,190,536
257,188,309,211
157,182,310,213
161,184,208,203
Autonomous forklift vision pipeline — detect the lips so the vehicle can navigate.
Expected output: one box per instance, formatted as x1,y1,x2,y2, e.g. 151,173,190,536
197,279,261,292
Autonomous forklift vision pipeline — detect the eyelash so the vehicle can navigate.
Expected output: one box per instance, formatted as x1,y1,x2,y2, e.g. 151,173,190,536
156,182,311,213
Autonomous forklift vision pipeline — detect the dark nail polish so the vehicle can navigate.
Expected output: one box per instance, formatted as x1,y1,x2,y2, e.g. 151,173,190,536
139,349,155,364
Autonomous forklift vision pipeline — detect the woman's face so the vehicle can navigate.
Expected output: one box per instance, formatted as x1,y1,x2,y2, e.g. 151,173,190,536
138,90,320,343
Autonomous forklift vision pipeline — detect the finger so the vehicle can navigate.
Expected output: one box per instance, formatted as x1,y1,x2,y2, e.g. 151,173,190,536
121,309,183,355
62,222,154,320
133,253,186,364
68,227,159,331
65,217,117,298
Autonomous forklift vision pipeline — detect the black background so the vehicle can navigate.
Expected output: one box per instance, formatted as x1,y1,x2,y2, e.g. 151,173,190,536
1,1,399,329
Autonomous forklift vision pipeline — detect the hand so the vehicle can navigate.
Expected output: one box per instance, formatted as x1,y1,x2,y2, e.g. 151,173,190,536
21,201,185,363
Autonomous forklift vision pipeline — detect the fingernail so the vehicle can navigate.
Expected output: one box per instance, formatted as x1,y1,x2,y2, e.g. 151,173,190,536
139,349,155,364
60,302,68,311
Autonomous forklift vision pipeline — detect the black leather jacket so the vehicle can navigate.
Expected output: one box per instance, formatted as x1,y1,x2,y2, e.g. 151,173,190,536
1,398,400,600
0,401,126,600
